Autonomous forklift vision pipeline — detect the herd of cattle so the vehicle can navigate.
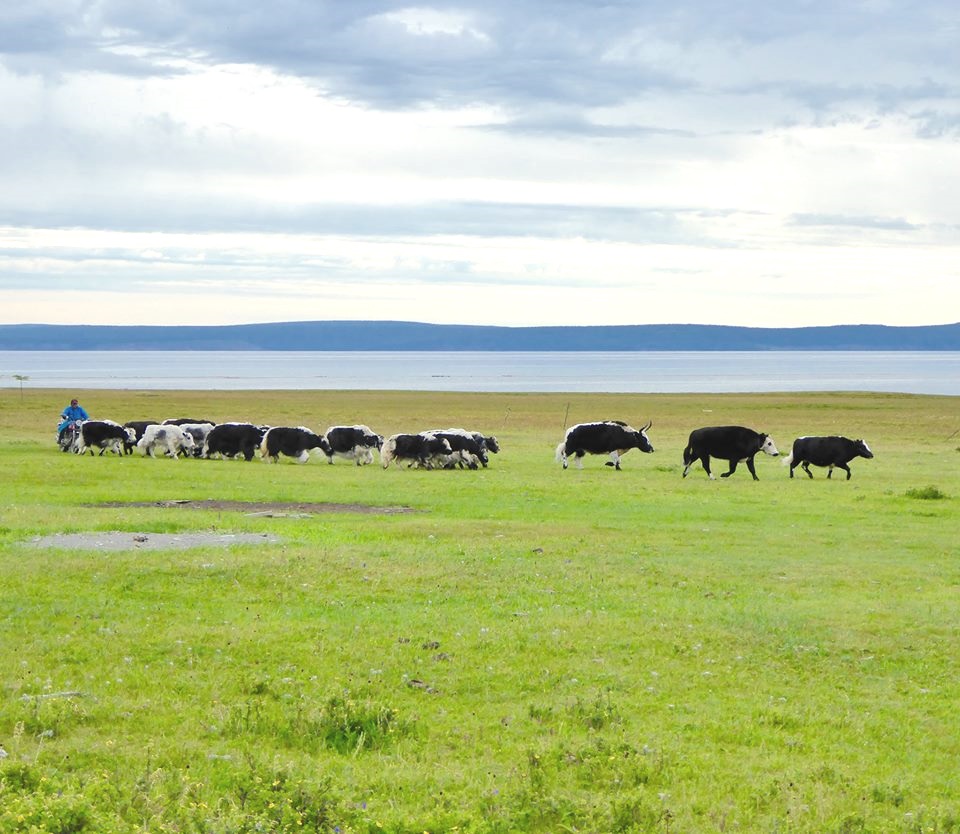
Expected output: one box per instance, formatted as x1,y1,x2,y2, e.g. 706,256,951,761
58,419,501,470
57,417,874,480
556,420,874,480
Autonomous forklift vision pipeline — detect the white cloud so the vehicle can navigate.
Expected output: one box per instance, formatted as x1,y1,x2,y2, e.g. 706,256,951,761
0,1,958,327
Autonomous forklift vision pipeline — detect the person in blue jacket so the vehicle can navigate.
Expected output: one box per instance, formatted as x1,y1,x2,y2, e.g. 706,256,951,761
57,398,89,441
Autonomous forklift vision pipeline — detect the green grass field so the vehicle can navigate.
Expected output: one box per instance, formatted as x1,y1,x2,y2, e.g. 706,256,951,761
1,388,958,833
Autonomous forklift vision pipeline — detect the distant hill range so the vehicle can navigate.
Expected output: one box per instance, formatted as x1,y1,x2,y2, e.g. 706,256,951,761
1,321,958,351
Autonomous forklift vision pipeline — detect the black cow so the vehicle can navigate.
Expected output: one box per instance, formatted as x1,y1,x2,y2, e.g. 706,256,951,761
380,432,453,469
682,425,779,480
75,420,136,457
784,436,874,480
123,420,160,454
260,426,332,463
203,422,268,461
324,425,383,465
556,420,654,470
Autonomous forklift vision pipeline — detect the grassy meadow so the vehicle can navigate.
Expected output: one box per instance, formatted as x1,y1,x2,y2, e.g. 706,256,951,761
1,387,958,833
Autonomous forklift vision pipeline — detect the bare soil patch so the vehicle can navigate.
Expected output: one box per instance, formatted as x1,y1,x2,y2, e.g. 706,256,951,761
27,531,281,551
90,499,415,515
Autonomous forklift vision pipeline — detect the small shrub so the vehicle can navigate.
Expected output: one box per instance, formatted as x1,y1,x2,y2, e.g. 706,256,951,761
568,689,622,731
222,691,413,754
318,694,410,754
905,485,949,500
0,785,98,834
0,762,40,793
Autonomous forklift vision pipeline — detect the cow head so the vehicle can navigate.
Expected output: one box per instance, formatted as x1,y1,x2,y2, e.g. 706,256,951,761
634,420,654,453
854,439,874,459
180,432,197,455
759,434,779,456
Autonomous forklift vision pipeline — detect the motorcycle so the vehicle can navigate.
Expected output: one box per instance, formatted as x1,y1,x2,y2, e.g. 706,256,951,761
57,419,83,453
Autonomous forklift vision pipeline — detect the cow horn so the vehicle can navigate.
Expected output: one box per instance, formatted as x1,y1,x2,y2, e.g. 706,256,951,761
642,420,652,431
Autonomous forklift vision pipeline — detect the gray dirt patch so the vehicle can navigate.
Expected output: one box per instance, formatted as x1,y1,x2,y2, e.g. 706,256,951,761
27,532,282,552
90,499,415,515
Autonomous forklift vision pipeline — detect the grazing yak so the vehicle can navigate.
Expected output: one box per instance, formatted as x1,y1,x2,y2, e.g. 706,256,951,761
324,425,383,465
260,426,332,463
682,425,779,480
380,432,453,469
123,420,160,454
556,420,654,470
424,428,493,469
74,420,136,456
203,423,268,461
137,424,197,459
784,436,874,480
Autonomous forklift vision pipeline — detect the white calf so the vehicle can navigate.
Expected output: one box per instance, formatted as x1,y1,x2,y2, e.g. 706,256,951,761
137,424,197,459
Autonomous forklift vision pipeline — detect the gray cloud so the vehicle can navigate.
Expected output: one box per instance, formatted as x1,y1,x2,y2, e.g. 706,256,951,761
4,1,955,119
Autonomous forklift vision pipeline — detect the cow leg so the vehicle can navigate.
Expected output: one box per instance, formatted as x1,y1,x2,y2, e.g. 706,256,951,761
827,465,834,479
801,461,813,479
297,451,309,464
574,452,584,469
837,463,852,480
721,459,739,478
606,451,622,470
745,457,759,481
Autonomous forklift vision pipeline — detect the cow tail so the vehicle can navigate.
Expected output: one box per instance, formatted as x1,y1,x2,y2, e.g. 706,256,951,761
555,441,566,463
259,432,271,461
782,452,793,467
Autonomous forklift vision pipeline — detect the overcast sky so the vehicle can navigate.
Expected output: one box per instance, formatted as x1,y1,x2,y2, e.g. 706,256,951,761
1,0,959,328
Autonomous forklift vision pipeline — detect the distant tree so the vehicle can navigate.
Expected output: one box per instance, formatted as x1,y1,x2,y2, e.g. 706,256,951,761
13,374,28,400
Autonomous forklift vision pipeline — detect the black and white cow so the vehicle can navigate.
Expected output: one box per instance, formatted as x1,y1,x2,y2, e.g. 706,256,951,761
203,423,268,461
556,420,654,470
175,423,215,457
75,420,136,457
476,433,500,459
380,432,453,469
682,426,779,480
123,421,160,454
424,429,491,469
784,436,874,480
324,425,383,465
260,426,332,463
137,424,197,459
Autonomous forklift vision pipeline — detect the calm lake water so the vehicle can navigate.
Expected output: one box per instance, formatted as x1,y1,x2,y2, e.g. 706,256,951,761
1,351,958,395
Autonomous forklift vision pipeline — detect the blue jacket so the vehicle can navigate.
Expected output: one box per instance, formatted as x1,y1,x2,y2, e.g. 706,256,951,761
58,404,89,434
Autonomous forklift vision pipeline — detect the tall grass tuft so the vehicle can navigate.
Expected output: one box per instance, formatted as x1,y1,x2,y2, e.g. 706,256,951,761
905,485,949,500
222,691,413,754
